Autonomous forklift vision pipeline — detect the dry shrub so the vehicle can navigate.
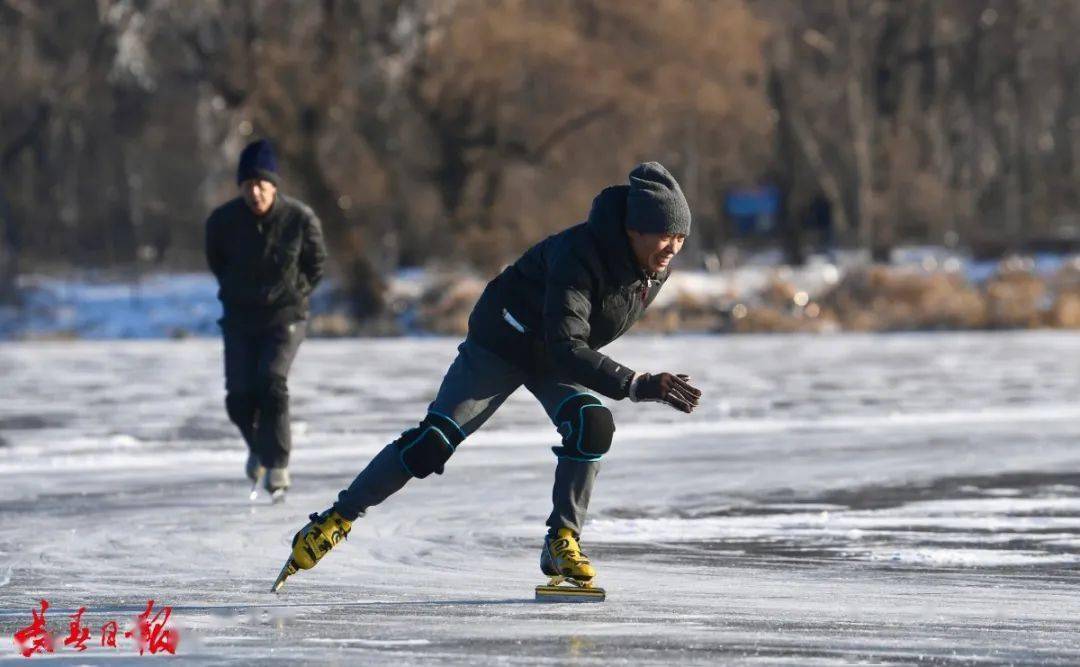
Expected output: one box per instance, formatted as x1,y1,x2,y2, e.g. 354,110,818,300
636,308,686,333
1049,259,1080,292
416,274,486,335
639,290,725,333
1045,260,1080,328
1049,293,1080,328
732,305,826,333
983,270,1045,329
309,312,359,337
760,278,798,308
823,267,985,331
732,306,797,333
915,273,986,329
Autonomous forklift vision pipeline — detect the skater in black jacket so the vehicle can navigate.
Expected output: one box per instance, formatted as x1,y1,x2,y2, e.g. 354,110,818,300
273,162,700,593
206,139,327,498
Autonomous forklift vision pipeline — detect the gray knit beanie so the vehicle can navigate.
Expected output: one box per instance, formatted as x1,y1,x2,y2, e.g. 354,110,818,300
625,162,691,236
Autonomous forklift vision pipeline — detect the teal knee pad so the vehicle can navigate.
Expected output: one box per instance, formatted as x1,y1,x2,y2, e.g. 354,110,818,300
395,412,466,478
552,395,614,462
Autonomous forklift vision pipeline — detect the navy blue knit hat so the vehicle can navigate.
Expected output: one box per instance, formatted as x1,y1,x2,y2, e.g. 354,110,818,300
236,139,279,185
625,162,691,236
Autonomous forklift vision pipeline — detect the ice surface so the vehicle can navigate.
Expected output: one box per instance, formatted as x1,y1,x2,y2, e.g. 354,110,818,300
1,332,1079,664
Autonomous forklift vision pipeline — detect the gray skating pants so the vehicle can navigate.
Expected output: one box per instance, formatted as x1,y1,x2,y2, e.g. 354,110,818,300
334,337,603,536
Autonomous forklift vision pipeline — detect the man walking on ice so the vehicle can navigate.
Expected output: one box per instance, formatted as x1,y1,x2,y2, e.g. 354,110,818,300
273,162,701,597
206,139,327,501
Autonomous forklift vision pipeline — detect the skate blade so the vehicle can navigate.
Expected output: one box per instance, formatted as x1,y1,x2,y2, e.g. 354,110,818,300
535,580,605,602
271,559,299,593
270,488,287,504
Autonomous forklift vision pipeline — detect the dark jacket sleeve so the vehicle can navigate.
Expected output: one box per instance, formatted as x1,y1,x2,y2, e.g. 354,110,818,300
298,207,327,295
542,250,635,400
205,212,226,283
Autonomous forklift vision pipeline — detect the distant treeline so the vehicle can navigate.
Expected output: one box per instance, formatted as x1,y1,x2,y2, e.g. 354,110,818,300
3,1,1080,315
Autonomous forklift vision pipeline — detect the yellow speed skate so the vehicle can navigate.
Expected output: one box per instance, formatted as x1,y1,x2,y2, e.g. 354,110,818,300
271,509,352,592
535,528,605,602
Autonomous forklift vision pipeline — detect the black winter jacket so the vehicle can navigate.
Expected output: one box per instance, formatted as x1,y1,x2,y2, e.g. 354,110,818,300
205,195,327,329
468,185,668,399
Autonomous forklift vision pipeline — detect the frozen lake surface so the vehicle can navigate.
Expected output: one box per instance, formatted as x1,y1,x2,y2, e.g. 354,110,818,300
1,332,1079,664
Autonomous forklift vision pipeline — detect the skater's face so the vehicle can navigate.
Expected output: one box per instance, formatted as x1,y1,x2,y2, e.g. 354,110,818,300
240,178,277,216
626,230,686,274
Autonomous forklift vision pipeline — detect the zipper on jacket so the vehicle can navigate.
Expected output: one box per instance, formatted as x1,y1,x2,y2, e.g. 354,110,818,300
614,280,643,340
616,276,657,338
639,277,654,302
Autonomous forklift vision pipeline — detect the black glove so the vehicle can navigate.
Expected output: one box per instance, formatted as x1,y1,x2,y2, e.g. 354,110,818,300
630,373,702,413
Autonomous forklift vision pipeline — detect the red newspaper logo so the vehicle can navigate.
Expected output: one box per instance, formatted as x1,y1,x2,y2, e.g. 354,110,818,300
12,600,54,658
62,607,90,652
100,620,119,649
125,600,180,656
11,599,180,657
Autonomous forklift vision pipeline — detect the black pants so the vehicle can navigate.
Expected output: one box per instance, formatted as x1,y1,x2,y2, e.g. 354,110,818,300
222,320,307,469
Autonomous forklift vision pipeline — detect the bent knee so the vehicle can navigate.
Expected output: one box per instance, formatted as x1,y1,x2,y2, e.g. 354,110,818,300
553,395,614,460
395,412,466,479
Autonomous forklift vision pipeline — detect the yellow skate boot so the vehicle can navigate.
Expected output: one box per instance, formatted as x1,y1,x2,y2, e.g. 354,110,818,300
536,528,605,601
541,528,596,583
271,509,352,592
